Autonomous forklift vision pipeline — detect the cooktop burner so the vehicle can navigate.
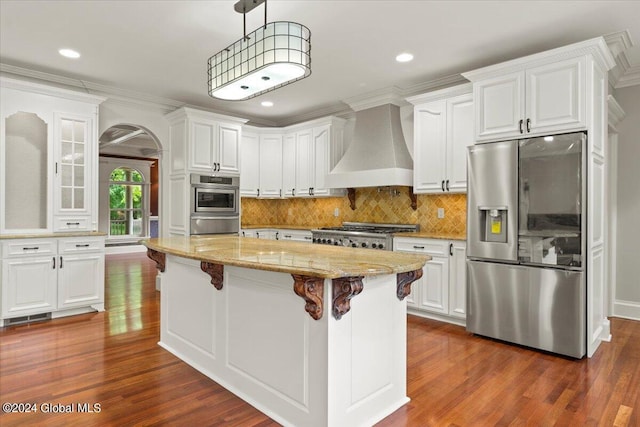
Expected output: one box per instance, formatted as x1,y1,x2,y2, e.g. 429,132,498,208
311,222,419,250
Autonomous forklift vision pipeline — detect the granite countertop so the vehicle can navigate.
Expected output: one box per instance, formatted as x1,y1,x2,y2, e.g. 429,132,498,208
0,231,107,240
142,235,430,279
394,231,467,241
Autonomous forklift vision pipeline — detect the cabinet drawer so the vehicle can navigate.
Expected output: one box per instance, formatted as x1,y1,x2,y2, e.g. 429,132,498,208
59,238,104,254
393,238,448,255
53,217,91,232
2,240,57,258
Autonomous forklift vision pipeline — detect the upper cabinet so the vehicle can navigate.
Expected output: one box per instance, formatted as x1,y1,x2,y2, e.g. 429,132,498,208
240,132,260,197
165,107,246,175
242,117,346,199
465,56,586,142
408,84,474,194
0,77,105,235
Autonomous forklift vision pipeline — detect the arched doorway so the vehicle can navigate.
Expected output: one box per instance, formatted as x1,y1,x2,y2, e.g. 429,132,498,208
99,124,162,252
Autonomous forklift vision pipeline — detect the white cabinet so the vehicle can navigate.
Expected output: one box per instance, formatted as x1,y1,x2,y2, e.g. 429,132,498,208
394,237,466,325
278,229,313,243
258,133,284,198
408,85,473,193
1,236,105,325
468,57,585,142
242,117,346,199
241,229,278,239
165,107,246,175
1,77,104,235
240,132,260,197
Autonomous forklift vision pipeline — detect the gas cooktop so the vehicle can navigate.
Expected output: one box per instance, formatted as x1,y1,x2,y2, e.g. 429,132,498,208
311,222,419,250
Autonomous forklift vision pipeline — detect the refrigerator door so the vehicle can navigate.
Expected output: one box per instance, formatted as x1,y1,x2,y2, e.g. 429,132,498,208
467,140,518,262
466,260,585,358
518,132,586,269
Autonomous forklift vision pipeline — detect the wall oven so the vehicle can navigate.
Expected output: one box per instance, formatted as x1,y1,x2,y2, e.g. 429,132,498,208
190,174,239,235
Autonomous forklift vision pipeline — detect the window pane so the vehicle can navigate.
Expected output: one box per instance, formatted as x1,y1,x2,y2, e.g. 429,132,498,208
75,165,84,186
109,184,126,209
61,187,72,209
74,144,84,165
61,164,73,186
61,142,73,164
61,119,72,141
110,168,126,181
132,170,143,182
74,188,84,209
73,121,85,142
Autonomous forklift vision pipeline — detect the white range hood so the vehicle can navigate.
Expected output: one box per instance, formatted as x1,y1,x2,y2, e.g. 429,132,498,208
325,103,413,188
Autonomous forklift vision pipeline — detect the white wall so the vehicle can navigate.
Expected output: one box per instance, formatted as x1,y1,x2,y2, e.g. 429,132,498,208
613,84,640,319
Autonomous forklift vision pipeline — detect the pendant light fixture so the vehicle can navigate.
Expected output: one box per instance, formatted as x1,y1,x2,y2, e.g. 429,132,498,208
208,0,311,101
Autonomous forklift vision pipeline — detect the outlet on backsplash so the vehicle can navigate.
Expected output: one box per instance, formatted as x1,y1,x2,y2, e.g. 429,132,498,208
241,187,466,236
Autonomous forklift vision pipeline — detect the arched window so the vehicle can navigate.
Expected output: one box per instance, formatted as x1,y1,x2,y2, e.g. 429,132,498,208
109,167,144,237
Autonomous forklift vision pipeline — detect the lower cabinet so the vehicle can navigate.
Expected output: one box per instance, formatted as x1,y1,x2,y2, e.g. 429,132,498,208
241,228,312,242
1,236,105,325
393,237,466,326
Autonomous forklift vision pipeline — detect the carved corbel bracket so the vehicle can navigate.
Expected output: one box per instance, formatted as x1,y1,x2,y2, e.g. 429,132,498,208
292,275,325,320
347,188,356,210
396,268,423,301
147,249,166,272
409,187,418,211
332,276,364,320
201,262,224,290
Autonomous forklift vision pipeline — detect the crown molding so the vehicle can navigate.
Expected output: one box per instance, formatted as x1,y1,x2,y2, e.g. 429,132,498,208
406,82,472,105
615,65,640,88
603,30,639,88
276,102,352,127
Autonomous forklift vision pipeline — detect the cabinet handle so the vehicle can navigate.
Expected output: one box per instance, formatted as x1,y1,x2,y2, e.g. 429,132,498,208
67,222,80,226
526,118,531,133
59,256,63,269
23,247,39,251
257,188,260,197
242,231,245,237
275,232,279,240
413,245,425,250
441,180,445,192
519,119,524,134
284,234,292,238
292,188,296,196
449,243,453,256
280,189,282,197
217,162,221,171
256,232,260,238
52,257,56,269
76,244,90,248
55,162,58,174
446,180,450,191
304,236,312,240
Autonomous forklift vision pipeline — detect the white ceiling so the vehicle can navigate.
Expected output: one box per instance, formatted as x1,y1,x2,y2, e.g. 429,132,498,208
1,1,639,127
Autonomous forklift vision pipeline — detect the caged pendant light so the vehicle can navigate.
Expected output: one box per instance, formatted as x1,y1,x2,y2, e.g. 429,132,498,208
208,0,311,101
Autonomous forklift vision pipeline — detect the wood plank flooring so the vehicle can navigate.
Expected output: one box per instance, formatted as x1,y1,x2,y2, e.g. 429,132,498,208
1,252,638,426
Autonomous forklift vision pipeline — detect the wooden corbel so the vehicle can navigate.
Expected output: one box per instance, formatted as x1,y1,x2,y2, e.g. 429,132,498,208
347,188,357,210
292,275,325,320
201,262,224,290
409,187,418,211
332,276,364,320
146,248,166,272
396,268,423,301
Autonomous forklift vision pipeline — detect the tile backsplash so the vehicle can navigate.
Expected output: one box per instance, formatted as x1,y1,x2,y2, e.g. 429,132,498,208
241,187,466,236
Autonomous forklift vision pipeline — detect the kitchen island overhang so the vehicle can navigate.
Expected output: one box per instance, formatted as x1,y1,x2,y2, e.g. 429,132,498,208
142,236,429,427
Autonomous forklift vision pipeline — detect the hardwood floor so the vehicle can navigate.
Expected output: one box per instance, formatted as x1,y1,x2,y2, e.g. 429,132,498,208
1,252,638,426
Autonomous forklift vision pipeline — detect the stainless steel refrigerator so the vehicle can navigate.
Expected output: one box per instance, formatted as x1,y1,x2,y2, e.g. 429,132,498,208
466,132,586,358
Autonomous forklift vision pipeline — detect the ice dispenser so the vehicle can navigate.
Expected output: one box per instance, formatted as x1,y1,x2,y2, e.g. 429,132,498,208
479,206,508,243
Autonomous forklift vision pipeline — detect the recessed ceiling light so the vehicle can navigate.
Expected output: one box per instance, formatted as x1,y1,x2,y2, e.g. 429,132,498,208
261,101,274,107
395,52,414,63
59,48,80,59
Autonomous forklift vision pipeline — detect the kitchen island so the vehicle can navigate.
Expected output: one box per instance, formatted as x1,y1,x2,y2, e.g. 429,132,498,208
142,235,429,427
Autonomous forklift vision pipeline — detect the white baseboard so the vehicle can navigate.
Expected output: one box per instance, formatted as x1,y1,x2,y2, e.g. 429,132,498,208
105,244,147,255
613,300,640,321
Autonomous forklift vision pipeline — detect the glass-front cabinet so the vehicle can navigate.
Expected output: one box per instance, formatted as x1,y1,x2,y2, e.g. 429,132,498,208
0,77,104,235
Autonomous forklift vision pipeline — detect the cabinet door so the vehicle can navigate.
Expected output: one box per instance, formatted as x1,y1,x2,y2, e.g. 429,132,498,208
311,125,332,196
217,123,240,174
295,129,314,196
418,255,449,314
2,257,57,318
446,94,474,192
526,57,585,136
449,241,467,320
413,101,446,193
258,134,283,198
474,71,525,142
282,133,297,197
57,253,104,309
189,120,215,170
240,132,260,197
55,114,91,217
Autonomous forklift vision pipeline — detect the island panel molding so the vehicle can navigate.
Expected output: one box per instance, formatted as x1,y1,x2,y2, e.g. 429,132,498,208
201,262,224,290
396,268,424,301
332,276,364,320
146,248,166,272
292,274,324,320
